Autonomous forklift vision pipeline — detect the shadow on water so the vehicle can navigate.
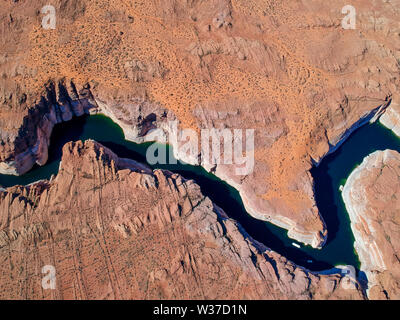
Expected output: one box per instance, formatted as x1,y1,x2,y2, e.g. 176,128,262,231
91,137,331,270
310,120,400,274
1,114,400,273
311,159,340,246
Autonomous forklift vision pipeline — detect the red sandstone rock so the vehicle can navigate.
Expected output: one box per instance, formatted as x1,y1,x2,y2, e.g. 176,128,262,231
0,0,399,300
0,140,364,299
1,0,399,247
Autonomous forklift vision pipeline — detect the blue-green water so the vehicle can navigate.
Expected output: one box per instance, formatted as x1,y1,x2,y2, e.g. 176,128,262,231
0,114,399,271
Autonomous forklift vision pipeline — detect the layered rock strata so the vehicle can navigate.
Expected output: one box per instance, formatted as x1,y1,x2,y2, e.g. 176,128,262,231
0,140,364,299
381,100,400,138
342,150,400,299
1,0,399,248
0,80,97,175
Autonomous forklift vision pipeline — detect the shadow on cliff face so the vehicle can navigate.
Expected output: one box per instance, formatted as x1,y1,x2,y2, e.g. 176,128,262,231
170,167,334,270
95,137,334,271
310,155,341,246
0,115,86,188
48,115,86,163
357,271,369,293
0,114,350,271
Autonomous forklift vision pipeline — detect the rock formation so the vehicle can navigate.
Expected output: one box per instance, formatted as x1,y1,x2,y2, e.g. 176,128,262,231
0,140,364,299
381,99,400,138
342,150,400,299
0,80,97,175
1,0,399,248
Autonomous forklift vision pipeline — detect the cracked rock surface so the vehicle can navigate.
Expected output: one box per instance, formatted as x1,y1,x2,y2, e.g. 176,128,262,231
343,150,400,300
0,140,364,299
0,0,399,246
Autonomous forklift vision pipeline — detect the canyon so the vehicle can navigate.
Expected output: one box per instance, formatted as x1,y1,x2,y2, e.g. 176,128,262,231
381,101,400,138
0,0,399,299
0,140,363,299
342,150,400,299
1,0,399,248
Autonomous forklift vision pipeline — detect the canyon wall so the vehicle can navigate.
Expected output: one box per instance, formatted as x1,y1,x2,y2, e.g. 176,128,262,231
0,80,97,175
381,99,400,138
0,0,399,249
342,150,400,299
0,140,364,299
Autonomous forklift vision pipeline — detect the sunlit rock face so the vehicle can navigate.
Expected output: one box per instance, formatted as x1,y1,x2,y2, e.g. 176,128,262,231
0,140,364,299
0,0,399,247
343,150,400,300
381,101,400,138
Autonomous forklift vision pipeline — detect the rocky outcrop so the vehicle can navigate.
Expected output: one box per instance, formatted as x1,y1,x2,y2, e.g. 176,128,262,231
1,0,399,249
0,80,98,175
342,150,400,299
0,140,364,299
381,100,400,138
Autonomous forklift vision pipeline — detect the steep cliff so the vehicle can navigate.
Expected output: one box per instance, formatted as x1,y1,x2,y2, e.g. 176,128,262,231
0,140,364,299
0,0,399,248
381,99,400,138
342,150,400,299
